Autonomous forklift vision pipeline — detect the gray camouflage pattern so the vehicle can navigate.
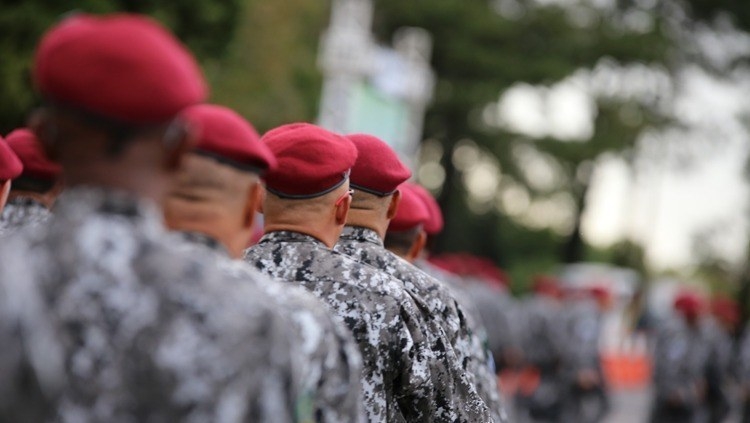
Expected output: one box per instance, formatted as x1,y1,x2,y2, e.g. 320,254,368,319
336,226,501,422
0,196,52,234
176,231,365,423
652,315,713,406
244,230,438,423
0,187,304,422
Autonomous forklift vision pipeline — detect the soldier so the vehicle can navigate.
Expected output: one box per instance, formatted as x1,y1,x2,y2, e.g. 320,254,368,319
0,14,304,422
0,128,62,232
705,296,738,423
0,136,23,219
243,123,447,422
515,276,566,421
651,290,711,422
558,286,610,423
333,134,499,422
383,181,509,421
163,103,365,422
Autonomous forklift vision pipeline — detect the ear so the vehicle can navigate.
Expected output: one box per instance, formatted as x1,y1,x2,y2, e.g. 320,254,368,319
334,192,351,226
0,180,11,212
405,229,427,263
242,180,263,230
386,189,401,220
162,119,197,172
257,185,266,214
28,109,60,161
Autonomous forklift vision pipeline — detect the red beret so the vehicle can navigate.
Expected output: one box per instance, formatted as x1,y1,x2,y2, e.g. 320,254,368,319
5,129,61,180
34,13,207,124
262,123,357,199
710,296,739,326
389,183,429,232
347,133,411,196
0,137,23,181
674,291,703,317
410,184,444,235
182,104,276,173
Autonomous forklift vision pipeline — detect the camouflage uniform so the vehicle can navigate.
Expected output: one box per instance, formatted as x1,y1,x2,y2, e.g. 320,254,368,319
0,187,304,422
176,231,365,423
558,297,609,423
245,230,446,423
651,315,713,422
740,327,750,422
0,196,51,234
336,226,502,422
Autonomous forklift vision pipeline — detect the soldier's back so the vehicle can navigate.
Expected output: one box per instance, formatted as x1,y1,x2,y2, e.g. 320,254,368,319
0,188,300,422
336,227,502,422
246,230,441,422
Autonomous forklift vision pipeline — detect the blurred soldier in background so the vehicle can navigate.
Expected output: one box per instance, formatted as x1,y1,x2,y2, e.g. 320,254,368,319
558,285,610,423
740,323,750,423
705,295,739,423
0,14,303,422
164,104,365,422
515,276,566,422
0,128,61,232
244,123,447,422
0,136,23,223
651,290,711,422
333,134,496,421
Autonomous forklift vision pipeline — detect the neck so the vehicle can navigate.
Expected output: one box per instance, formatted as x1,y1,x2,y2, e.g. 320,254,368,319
345,208,388,240
264,220,341,248
63,162,169,206
8,190,56,209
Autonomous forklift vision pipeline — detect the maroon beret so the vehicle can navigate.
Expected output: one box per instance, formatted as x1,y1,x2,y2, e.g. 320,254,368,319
410,184,444,235
389,183,429,232
0,137,23,181
674,291,703,318
261,123,357,199
34,13,207,124
5,129,61,180
182,104,276,173
347,133,411,196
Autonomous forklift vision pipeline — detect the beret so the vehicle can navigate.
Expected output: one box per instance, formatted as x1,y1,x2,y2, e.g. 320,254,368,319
5,129,61,180
182,104,276,173
410,184,444,235
0,137,23,181
389,183,429,232
347,133,411,196
674,291,703,316
261,123,357,199
34,13,207,125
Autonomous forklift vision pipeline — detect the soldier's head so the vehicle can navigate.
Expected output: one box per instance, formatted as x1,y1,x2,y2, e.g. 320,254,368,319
0,137,23,212
4,128,63,209
29,14,207,203
384,183,429,262
164,104,275,258
673,290,704,325
344,134,411,239
261,123,357,248
410,183,444,256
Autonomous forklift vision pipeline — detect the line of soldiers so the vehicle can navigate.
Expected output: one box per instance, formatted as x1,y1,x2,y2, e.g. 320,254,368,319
651,290,750,423
0,12,513,422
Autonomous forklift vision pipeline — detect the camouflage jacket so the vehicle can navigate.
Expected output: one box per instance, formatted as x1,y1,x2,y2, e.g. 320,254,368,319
517,296,566,370
0,196,52,234
739,327,750,388
652,316,712,404
559,299,603,383
0,187,304,422
176,231,365,423
245,230,440,423
336,226,500,422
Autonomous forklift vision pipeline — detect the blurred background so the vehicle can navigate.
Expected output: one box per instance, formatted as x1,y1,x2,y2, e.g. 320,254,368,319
4,0,750,420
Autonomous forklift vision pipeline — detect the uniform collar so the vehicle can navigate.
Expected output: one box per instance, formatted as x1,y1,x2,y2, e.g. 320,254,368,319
340,225,383,247
176,231,230,257
258,230,328,247
7,196,48,210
